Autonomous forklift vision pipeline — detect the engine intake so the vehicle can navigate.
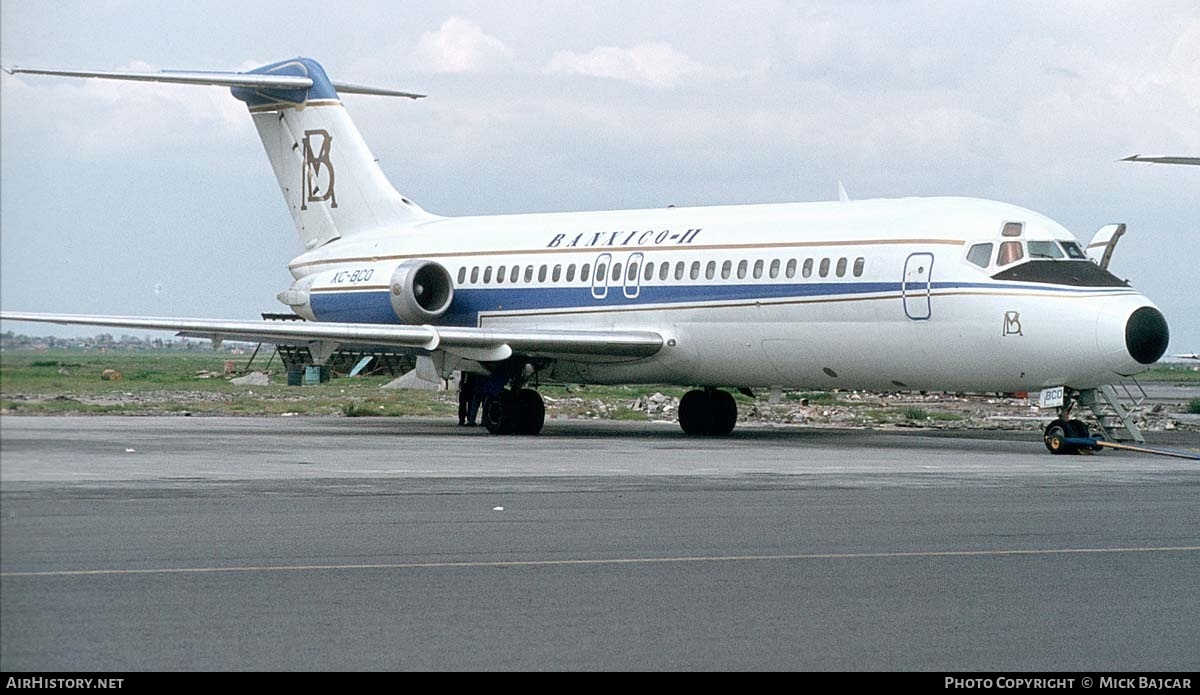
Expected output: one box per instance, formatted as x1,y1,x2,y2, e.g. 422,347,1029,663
1125,306,1169,365
389,260,454,324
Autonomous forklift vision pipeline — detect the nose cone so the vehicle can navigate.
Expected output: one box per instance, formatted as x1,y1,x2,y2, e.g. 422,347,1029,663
1125,306,1169,365
1097,298,1169,376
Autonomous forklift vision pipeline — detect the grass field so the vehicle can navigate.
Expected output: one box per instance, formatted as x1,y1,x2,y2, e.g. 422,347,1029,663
0,350,441,416
1137,363,1200,382
0,349,691,419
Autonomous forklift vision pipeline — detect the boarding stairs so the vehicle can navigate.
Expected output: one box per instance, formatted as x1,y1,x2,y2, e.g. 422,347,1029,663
1079,378,1148,443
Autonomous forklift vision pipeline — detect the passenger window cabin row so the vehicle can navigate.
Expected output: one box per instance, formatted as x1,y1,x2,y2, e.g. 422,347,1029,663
454,256,869,286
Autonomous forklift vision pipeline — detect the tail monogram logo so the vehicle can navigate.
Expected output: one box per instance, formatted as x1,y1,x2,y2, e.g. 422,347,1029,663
301,129,337,210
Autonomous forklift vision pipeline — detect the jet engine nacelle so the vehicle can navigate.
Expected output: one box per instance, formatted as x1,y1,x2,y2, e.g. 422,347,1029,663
389,260,454,324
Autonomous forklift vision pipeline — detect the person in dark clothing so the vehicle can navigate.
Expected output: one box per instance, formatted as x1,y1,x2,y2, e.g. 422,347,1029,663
458,372,475,426
458,371,484,426
467,377,484,426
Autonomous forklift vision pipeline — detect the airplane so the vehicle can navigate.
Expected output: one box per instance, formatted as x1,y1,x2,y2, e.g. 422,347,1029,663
0,57,1172,451
1120,155,1200,166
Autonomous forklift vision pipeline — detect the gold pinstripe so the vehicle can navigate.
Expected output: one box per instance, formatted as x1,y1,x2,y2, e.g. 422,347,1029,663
290,237,967,271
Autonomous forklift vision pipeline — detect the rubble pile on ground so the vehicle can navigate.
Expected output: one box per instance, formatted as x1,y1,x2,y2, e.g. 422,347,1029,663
615,389,1196,432
3,372,1195,432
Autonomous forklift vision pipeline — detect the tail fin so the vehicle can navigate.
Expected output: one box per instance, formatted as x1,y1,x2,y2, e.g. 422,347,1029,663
232,58,435,249
7,57,435,250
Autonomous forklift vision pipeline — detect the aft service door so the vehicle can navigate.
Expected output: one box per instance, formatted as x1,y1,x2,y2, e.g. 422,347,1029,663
902,252,934,320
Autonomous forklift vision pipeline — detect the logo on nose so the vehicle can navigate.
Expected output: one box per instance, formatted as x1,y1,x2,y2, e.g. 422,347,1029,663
1002,311,1023,336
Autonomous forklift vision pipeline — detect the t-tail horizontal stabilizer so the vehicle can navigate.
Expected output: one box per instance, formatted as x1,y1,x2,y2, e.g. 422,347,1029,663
4,58,435,251
2,64,426,99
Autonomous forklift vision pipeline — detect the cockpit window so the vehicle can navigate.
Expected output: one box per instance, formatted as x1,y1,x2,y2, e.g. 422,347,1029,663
997,241,1024,266
966,243,993,268
1002,222,1024,237
1028,241,1064,259
1061,241,1085,259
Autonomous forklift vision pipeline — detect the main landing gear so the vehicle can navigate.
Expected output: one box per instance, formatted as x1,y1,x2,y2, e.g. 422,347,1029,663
678,388,738,436
482,388,545,435
476,359,546,436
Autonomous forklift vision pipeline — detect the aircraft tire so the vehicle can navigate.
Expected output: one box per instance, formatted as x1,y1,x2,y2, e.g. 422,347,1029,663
1065,419,1089,439
515,388,545,436
1043,420,1074,455
678,389,711,435
679,389,738,436
712,390,737,436
483,391,516,435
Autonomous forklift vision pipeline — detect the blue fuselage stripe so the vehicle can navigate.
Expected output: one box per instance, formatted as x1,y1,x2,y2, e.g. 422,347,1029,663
308,280,1131,326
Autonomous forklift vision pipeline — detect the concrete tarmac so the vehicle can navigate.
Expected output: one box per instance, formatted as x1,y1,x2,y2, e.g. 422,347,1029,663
2,417,1198,671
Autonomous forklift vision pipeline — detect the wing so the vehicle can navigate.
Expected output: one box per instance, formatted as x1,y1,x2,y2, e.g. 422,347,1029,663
0,312,662,363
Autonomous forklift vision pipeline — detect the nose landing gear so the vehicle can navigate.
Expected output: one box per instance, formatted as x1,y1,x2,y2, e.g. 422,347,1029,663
1043,418,1092,454
1043,389,1098,454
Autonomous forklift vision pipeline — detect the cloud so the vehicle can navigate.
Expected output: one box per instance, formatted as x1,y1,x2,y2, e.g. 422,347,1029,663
409,17,511,74
1135,16,1200,112
545,42,711,89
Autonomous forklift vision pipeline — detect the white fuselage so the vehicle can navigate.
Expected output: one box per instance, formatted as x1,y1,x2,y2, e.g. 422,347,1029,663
282,196,1158,393
6,58,1169,411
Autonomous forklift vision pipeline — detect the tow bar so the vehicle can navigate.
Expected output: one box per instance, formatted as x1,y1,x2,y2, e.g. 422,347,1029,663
1057,436,1200,460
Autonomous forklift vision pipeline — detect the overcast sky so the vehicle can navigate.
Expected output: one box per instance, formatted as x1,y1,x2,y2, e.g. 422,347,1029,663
1,1,1196,352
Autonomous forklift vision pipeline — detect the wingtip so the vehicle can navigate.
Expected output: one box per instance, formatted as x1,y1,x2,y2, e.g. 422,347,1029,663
1120,154,1141,162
